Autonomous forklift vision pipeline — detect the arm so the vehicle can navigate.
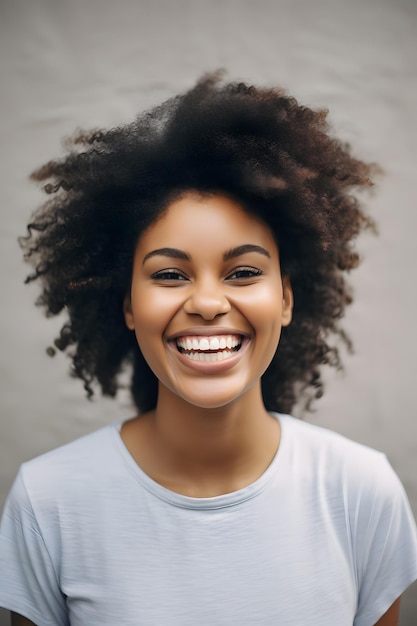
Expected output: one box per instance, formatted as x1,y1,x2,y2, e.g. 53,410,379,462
373,597,401,626
11,614,38,626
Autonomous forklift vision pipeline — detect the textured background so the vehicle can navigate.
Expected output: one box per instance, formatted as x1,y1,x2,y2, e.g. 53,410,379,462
0,0,416,623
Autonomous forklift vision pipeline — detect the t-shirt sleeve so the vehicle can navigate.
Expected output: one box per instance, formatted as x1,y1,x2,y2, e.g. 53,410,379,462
0,468,69,626
353,454,417,626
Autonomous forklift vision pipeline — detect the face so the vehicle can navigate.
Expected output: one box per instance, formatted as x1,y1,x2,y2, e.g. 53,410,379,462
124,192,293,410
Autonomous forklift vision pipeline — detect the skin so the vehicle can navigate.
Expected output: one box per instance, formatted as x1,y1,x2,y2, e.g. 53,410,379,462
10,192,402,625
122,191,293,496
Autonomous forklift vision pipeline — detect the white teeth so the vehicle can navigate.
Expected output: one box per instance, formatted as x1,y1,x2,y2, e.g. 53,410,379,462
176,335,242,352
209,337,220,350
184,350,236,362
199,338,210,350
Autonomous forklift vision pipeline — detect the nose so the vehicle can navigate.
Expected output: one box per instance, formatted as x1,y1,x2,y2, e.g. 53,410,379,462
183,279,231,320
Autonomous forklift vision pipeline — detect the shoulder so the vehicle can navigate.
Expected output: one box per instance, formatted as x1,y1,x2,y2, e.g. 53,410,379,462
277,414,417,574
277,412,387,467
21,421,120,470
15,422,125,513
276,413,404,503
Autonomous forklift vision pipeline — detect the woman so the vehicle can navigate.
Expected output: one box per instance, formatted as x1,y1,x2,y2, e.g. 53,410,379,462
1,73,416,625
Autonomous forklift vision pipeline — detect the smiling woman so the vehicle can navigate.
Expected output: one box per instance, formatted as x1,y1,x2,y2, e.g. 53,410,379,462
0,74,416,626
123,193,292,412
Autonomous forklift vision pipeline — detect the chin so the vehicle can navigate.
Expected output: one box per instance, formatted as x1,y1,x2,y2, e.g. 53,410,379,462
184,398,238,410
175,382,254,411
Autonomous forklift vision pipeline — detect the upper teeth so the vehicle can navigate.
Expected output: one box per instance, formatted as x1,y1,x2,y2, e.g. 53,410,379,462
176,335,241,351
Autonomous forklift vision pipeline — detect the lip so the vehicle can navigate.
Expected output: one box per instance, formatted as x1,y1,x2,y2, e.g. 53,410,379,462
166,327,251,341
166,335,251,374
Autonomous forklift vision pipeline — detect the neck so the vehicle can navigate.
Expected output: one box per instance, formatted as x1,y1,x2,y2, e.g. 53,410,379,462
154,383,270,462
121,382,281,497
145,383,280,495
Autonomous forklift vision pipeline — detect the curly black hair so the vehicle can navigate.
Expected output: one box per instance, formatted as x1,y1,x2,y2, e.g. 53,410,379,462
20,72,377,415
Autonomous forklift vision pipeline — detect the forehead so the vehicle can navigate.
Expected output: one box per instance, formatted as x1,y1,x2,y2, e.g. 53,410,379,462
136,192,278,258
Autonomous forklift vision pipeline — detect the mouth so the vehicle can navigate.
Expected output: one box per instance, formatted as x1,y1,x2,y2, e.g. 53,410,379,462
174,334,243,362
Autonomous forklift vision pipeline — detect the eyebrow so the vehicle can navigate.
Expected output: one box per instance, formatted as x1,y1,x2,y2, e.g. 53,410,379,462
143,248,191,264
223,244,271,261
142,244,271,265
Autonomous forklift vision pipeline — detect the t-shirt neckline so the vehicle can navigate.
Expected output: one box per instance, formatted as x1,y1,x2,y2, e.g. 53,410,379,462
111,412,288,510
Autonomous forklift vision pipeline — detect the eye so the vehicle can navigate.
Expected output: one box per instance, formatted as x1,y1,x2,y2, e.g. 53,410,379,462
151,269,188,282
227,267,263,280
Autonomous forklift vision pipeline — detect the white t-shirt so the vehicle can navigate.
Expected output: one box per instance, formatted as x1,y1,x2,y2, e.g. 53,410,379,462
0,413,416,626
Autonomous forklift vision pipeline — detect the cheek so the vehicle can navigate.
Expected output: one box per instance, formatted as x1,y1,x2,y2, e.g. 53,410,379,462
236,283,284,327
131,286,176,327
128,286,183,366
130,299,168,380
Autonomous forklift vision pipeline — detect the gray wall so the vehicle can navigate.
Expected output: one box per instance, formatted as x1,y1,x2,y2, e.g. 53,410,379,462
1,0,416,623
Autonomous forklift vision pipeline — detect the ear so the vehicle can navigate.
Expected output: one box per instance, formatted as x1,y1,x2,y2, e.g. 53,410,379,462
123,294,135,330
281,276,293,327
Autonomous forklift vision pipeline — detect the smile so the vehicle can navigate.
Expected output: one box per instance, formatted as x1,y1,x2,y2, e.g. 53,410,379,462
175,334,242,362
